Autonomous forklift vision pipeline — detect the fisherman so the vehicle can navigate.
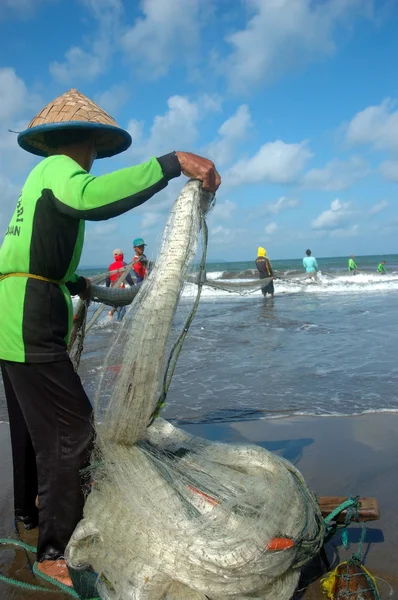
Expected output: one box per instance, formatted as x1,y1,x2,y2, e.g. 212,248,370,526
255,247,275,299
106,248,134,320
303,249,318,279
377,260,387,274
0,89,220,586
348,255,359,274
132,238,149,283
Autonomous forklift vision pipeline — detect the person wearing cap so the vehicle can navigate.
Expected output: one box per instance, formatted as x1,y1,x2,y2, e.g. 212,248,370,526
348,255,359,274
303,249,319,279
106,248,134,319
0,88,220,586
255,247,275,298
132,238,149,283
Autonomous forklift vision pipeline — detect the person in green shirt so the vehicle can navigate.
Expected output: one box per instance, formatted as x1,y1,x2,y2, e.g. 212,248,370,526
0,89,220,586
377,260,387,273
348,255,359,274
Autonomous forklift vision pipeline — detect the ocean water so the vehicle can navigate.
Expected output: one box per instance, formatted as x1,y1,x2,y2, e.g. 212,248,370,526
0,254,397,424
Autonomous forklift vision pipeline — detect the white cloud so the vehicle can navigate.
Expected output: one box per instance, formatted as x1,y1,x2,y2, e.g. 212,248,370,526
225,140,312,187
0,67,41,122
262,196,298,215
211,199,236,221
50,47,105,83
121,0,203,78
312,199,353,230
128,95,200,159
369,200,388,215
329,224,359,238
49,0,122,83
210,225,233,245
128,119,144,146
200,94,223,114
224,0,372,91
301,156,369,191
0,0,57,19
86,221,119,239
265,222,278,235
140,212,159,231
379,160,398,182
95,84,129,117
0,68,27,121
206,105,252,166
345,98,398,153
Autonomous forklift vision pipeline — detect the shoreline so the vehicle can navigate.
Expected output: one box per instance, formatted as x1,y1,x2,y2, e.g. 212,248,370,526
171,408,398,425
1,413,398,598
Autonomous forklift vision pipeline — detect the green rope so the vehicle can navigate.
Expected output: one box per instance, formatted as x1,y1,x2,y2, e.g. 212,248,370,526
351,522,367,563
0,538,99,599
323,496,362,546
324,496,360,525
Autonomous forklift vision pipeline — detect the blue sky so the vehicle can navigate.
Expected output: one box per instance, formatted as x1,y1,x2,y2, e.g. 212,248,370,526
1,0,398,265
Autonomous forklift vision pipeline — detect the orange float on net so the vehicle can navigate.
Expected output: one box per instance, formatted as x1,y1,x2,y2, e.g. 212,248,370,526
187,485,219,506
266,537,295,551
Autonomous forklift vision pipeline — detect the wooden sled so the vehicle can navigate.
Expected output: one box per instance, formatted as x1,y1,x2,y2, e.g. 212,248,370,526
319,496,380,523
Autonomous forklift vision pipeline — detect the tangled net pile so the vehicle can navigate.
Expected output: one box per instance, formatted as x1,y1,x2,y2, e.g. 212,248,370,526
66,180,325,600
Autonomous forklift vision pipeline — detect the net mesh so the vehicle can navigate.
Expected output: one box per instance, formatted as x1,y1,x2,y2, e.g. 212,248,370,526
66,180,325,600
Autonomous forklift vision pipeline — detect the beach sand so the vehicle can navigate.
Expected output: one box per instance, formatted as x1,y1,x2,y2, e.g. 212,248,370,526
1,414,397,599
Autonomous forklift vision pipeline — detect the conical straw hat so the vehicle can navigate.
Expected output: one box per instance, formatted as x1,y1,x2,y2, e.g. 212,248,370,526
18,88,131,159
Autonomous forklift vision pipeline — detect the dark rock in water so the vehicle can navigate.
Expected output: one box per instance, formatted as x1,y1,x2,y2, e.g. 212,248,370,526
221,269,257,280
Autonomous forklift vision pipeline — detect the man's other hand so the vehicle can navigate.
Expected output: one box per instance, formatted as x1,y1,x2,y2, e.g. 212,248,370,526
176,152,221,193
79,278,91,301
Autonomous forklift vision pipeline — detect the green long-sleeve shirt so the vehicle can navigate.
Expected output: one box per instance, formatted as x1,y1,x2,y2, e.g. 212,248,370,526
0,152,180,362
377,263,386,273
348,258,358,271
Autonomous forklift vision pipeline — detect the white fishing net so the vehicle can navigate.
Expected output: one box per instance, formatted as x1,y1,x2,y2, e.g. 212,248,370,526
66,180,325,600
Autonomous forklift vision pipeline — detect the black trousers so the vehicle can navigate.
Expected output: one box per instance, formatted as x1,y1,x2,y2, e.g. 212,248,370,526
0,359,94,561
260,278,274,295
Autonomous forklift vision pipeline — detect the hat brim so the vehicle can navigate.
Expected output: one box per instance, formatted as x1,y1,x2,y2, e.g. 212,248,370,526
17,121,132,159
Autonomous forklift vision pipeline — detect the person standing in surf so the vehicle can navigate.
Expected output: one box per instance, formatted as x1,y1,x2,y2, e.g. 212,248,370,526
348,255,359,274
377,260,387,274
106,248,135,320
0,88,220,587
255,247,275,299
303,249,319,280
132,238,149,283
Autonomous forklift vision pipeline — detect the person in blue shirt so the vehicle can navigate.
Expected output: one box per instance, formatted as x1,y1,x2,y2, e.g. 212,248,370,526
303,249,318,278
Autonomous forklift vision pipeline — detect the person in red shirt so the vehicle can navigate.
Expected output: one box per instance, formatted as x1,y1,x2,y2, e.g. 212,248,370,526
106,248,134,319
132,238,149,282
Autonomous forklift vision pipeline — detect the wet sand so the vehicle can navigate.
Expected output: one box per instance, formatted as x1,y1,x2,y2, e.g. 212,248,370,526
1,414,398,599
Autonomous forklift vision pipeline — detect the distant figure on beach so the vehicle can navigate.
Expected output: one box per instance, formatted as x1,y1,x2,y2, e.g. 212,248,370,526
348,255,359,274
132,238,149,283
302,249,318,279
255,247,275,299
106,248,135,320
377,260,387,274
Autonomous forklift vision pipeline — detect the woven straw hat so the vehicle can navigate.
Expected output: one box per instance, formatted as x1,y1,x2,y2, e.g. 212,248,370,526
17,88,131,159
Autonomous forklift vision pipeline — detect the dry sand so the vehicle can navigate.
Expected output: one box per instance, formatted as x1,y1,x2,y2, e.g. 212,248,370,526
1,414,398,599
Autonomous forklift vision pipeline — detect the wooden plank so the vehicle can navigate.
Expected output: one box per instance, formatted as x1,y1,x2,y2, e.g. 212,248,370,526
318,496,380,523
